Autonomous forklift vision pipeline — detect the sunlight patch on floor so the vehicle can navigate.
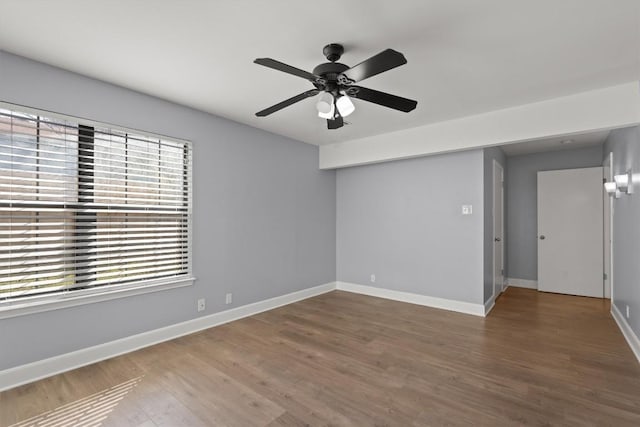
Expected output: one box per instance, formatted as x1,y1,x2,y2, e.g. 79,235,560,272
10,376,143,427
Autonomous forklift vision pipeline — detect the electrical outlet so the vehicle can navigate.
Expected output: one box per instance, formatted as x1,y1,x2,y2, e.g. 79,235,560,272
370,274,376,283
626,305,630,319
462,205,473,215
197,298,205,312
225,293,233,305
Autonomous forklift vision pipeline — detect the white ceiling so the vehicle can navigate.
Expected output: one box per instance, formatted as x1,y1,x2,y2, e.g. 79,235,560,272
0,1,638,146
499,130,611,156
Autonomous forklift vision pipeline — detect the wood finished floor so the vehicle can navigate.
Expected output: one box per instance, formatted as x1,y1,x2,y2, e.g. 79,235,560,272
2,287,640,426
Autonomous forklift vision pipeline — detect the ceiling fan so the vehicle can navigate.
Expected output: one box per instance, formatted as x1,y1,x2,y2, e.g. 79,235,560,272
254,43,418,129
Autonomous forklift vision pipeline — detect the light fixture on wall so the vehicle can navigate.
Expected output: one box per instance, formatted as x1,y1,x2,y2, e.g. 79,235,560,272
604,181,617,193
603,181,619,198
614,169,633,195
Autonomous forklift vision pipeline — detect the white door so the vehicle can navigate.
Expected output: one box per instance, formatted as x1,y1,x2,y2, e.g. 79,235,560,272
603,154,612,299
493,161,504,296
537,167,603,298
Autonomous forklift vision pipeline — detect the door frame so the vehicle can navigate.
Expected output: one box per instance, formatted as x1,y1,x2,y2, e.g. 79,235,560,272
492,159,505,298
603,152,614,300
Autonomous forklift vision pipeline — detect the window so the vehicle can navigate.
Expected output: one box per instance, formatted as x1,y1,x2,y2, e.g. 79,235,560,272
0,104,192,311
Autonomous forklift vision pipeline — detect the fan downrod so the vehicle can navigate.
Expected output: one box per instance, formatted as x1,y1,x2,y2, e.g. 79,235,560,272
323,43,344,62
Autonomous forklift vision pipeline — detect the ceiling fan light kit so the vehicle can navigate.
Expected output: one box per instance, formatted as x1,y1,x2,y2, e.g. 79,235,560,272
254,43,417,129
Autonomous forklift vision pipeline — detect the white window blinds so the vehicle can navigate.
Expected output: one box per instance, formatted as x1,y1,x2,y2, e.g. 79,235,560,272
0,106,192,302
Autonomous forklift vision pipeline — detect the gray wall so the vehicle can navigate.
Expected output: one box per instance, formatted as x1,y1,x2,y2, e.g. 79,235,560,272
336,149,485,304
604,126,640,338
483,147,506,302
505,145,604,281
0,51,336,371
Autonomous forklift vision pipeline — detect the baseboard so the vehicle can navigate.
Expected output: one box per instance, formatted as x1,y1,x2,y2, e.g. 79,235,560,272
611,303,640,365
0,282,336,392
336,281,485,317
0,280,501,391
484,295,496,316
506,277,538,289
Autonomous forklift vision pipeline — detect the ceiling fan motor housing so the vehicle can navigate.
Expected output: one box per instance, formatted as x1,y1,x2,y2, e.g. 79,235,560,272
314,44,355,94
313,62,350,93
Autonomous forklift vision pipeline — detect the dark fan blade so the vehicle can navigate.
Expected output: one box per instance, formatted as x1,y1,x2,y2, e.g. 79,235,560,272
350,86,417,112
339,49,407,83
254,58,318,81
327,115,344,130
256,90,319,117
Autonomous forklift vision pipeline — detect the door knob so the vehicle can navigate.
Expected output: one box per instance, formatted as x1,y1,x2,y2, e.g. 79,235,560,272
540,235,546,240
494,237,501,242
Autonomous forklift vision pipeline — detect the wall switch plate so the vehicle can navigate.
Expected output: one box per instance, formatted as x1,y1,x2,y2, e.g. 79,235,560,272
197,298,205,312
462,205,473,215
225,293,233,305
370,274,376,283
626,305,630,319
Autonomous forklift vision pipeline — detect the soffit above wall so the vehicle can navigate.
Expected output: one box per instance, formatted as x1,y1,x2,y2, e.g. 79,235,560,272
500,130,610,157
319,83,640,169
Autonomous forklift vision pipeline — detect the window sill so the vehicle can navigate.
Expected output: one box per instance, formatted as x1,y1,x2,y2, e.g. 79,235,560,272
0,277,196,320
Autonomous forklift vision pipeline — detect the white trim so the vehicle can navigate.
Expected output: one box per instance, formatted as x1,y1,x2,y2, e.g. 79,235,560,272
604,152,614,301
506,278,538,289
0,282,336,392
336,281,485,317
492,160,505,298
0,277,196,320
319,82,640,169
611,303,640,365
484,295,496,316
